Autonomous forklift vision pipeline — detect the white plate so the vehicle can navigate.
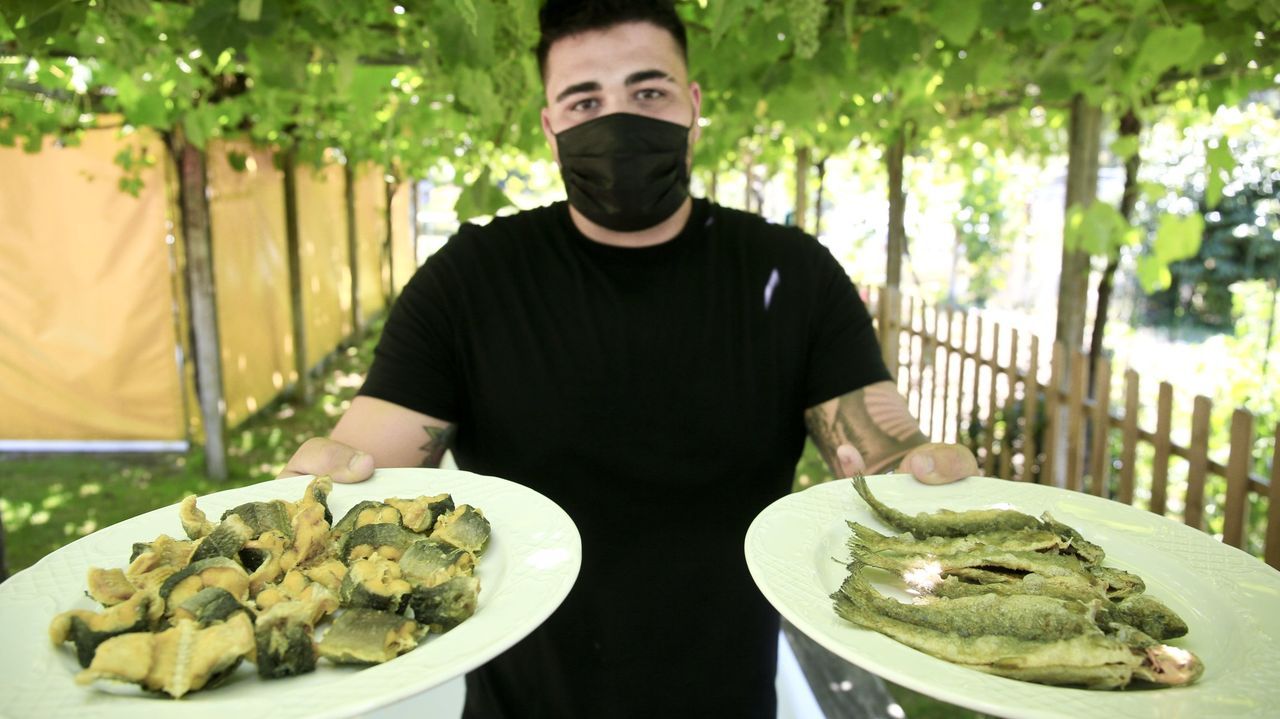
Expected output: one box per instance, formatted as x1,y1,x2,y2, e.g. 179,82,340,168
0,468,581,719
744,474,1280,719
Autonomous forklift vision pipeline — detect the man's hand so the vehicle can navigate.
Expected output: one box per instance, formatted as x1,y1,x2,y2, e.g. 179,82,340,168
278,437,376,484
833,442,977,485
808,381,979,485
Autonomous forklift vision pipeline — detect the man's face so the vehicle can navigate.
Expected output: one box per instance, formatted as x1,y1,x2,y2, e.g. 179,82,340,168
540,21,702,159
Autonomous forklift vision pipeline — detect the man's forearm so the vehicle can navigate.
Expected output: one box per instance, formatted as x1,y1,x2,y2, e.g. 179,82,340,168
804,380,929,475
329,395,456,469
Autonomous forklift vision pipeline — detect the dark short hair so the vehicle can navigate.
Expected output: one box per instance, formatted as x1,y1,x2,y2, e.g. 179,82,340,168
536,0,688,81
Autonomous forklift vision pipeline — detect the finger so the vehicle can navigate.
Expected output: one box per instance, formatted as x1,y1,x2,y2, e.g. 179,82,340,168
278,437,376,484
836,444,867,479
903,443,978,485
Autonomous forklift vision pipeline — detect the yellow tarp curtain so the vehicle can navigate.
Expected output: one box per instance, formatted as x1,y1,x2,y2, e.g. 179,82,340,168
207,141,295,427
0,129,185,440
390,181,415,293
1,132,413,442
297,163,352,370
354,164,387,319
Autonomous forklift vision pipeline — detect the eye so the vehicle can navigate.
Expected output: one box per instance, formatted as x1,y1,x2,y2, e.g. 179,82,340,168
570,97,600,112
635,88,665,101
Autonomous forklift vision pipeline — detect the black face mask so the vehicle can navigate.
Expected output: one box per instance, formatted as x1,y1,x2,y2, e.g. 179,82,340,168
554,112,691,233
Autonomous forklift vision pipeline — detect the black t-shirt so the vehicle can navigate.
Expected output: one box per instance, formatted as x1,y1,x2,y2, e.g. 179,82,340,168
360,198,890,718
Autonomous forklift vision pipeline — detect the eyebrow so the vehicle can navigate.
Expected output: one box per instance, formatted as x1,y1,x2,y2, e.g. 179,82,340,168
553,69,675,103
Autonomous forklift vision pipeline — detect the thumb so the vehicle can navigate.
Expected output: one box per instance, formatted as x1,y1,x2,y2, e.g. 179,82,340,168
835,444,867,479
901,443,978,485
278,437,376,484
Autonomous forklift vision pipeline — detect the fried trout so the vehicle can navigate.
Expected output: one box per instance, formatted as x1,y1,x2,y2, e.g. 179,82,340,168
853,476,1106,564
852,476,1044,538
832,564,1203,689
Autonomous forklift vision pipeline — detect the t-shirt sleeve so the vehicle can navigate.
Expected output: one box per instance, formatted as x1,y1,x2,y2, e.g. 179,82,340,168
803,241,892,407
357,234,467,422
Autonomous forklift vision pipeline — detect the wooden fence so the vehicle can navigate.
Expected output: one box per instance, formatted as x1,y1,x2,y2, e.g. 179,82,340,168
867,286,1279,571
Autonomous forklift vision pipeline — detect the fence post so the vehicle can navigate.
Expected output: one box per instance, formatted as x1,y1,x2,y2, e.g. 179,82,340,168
1119,369,1140,504
999,328,1020,481
0,510,8,582
983,325,1002,476
938,309,956,444
1223,409,1256,548
1151,383,1174,516
1022,335,1041,483
953,311,970,445
968,316,986,459
1065,349,1088,492
1042,343,1065,487
1265,423,1280,570
1184,396,1213,531
911,292,921,414
927,305,942,438
1088,356,1112,496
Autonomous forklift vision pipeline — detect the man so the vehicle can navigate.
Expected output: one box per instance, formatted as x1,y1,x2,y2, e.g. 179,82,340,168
282,1,978,716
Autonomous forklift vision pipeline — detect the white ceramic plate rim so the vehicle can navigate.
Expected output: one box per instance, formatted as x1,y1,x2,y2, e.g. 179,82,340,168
0,468,582,719
744,474,1280,719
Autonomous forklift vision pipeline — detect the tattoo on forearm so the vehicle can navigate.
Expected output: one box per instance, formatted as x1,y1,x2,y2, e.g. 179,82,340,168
418,424,457,468
805,382,928,476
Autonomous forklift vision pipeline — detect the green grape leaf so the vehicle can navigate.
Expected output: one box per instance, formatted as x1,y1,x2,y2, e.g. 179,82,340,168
1065,201,1127,256
1074,7,1113,24
942,55,978,93
981,0,1029,29
1140,181,1166,203
454,167,514,220
1037,69,1075,103
709,0,745,47
931,0,981,47
0,0,87,51
1204,140,1234,209
227,150,249,172
189,2,248,54
859,17,918,77
183,114,208,150
1153,213,1204,263
112,74,141,109
1136,255,1172,294
129,93,171,130
239,0,263,22
454,66,502,120
182,105,221,150
1111,135,1140,160
1030,13,1074,44
1134,23,1204,77
432,0,496,68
